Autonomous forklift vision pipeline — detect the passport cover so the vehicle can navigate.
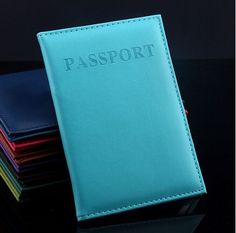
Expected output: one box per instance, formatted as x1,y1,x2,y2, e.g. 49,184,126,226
0,149,67,202
0,129,60,160
0,128,59,152
0,69,58,142
37,14,206,221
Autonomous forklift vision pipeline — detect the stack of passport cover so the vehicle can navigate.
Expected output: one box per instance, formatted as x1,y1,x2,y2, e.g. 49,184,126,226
0,69,68,202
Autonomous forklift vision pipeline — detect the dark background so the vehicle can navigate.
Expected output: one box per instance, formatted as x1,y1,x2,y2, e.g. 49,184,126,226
0,1,234,233
0,0,234,61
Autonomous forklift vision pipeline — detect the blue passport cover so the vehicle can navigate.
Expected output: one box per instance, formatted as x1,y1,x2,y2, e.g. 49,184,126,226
37,15,206,221
0,69,57,141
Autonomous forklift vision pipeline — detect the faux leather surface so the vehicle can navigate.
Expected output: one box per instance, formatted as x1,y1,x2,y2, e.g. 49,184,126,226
37,15,206,221
0,129,61,161
0,128,59,152
0,69,58,142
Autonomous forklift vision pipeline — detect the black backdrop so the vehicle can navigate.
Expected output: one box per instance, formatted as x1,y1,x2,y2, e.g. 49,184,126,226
0,0,234,61
0,1,235,232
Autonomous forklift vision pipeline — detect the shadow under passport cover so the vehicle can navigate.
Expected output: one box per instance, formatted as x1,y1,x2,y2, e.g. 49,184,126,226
37,15,206,221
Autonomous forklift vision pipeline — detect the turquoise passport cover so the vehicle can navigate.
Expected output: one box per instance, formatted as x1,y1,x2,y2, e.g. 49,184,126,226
37,15,206,221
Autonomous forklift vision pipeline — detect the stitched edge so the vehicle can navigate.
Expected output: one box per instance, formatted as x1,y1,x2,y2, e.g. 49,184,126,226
78,189,204,219
38,15,205,219
37,15,161,37
157,18,204,188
